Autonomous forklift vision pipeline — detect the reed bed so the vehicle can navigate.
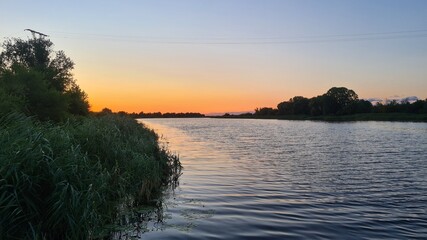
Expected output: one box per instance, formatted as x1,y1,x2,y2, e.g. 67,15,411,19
0,113,181,239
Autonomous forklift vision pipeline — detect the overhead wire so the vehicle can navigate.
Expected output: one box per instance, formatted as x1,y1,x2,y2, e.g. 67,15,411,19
45,28,427,45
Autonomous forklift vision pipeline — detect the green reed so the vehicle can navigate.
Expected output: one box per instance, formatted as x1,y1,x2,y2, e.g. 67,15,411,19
0,113,181,239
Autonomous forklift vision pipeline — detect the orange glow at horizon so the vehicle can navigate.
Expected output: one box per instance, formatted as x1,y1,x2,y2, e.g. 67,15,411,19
75,65,299,114
86,87,283,114
2,1,427,116
72,32,427,115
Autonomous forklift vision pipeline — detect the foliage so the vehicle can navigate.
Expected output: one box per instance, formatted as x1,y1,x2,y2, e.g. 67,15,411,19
70,114,181,204
98,110,206,118
0,113,181,239
134,112,205,118
0,37,89,121
262,87,363,117
0,86,25,113
0,36,181,239
0,38,73,92
373,99,427,114
0,113,104,239
65,84,90,116
250,86,425,120
254,107,278,116
308,95,324,116
354,99,373,114
277,96,310,115
325,87,359,115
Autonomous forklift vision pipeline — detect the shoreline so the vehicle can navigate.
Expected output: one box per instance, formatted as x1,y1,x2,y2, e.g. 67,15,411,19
136,113,427,122
211,113,427,122
135,113,427,122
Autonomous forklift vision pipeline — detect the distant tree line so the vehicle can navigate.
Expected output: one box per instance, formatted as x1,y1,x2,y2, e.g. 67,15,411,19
251,87,427,117
97,108,205,118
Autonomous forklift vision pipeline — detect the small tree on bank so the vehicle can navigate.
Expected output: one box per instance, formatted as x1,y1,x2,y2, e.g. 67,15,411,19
0,37,89,121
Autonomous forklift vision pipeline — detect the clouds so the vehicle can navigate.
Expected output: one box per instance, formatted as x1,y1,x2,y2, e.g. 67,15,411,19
366,98,383,103
365,96,419,104
400,96,419,102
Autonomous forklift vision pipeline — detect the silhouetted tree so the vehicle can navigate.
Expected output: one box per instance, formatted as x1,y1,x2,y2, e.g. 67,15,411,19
354,99,373,114
291,96,310,114
0,38,74,92
372,99,427,114
385,100,400,113
269,87,423,118
372,102,385,113
117,111,128,116
254,107,278,116
277,101,293,115
307,94,336,115
99,108,113,115
0,66,69,121
308,95,324,116
277,96,310,115
422,100,427,114
65,84,90,116
409,99,427,113
0,37,89,120
325,87,358,115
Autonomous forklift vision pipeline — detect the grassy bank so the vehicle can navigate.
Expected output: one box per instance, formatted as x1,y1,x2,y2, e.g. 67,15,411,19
214,113,427,122
0,113,180,239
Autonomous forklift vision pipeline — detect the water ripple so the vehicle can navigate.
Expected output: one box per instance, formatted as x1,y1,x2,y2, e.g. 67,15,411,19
139,119,427,239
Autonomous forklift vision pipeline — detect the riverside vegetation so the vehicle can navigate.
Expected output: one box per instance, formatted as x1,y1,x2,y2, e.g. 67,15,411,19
220,87,427,122
0,37,181,239
107,88,426,122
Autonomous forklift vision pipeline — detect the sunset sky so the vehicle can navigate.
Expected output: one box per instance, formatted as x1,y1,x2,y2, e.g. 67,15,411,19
1,0,427,114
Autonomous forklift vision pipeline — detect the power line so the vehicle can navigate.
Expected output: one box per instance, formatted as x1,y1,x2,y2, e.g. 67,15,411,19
47,28,427,45
48,28,427,39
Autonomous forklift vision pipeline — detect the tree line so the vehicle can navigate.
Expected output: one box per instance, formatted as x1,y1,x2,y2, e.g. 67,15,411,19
253,87,427,117
98,108,205,118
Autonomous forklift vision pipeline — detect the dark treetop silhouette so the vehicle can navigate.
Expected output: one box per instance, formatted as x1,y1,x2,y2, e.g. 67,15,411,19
0,37,89,121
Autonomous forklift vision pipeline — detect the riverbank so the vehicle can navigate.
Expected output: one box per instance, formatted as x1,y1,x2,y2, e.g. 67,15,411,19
0,113,181,239
212,113,427,122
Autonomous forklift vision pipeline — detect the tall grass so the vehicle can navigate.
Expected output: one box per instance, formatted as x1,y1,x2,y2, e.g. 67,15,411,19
0,113,181,239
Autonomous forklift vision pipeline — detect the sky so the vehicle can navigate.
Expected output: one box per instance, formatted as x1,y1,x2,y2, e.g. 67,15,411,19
1,0,427,114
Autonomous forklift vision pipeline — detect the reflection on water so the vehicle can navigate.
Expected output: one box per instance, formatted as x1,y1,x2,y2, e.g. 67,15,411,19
131,118,427,239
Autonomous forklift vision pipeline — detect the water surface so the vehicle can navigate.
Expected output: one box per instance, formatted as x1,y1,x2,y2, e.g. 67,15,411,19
137,118,427,239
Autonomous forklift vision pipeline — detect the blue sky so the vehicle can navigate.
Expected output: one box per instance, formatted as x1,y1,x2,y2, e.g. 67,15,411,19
1,0,427,112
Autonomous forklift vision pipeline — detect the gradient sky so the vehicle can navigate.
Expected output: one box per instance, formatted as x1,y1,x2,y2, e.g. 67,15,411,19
1,0,427,113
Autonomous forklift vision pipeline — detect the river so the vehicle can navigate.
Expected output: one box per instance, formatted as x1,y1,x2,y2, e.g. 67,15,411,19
134,118,427,239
